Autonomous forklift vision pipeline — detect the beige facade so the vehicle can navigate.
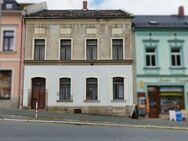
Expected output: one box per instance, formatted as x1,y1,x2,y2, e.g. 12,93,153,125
24,19,133,61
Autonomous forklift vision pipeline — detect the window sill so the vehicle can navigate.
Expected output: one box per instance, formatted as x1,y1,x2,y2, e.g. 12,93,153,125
111,100,126,103
0,98,11,100
169,67,186,70
56,100,73,102
144,66,160,70
84,100,100,103
0,51,16,54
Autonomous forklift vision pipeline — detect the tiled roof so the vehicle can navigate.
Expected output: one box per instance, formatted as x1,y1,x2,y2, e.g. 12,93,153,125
25,9,133,19
134,15,188,28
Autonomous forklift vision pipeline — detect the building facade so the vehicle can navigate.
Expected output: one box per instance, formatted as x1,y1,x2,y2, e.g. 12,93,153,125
134,7,188,118
23,3,136,116
0,0,24,108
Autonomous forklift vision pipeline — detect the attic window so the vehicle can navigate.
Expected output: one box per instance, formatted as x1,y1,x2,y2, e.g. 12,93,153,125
148,21,159,25
5,3,13,9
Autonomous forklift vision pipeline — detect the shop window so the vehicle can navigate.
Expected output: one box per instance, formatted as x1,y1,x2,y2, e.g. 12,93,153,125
160,86,185,113
60,39,71,60
0,71,12,100
86,78,98,100
59,78,71,101
113,77,124,100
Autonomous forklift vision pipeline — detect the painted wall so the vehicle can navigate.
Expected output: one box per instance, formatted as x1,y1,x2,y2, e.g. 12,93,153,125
135,29,188,111
23,65,133,107
135,31,188,75
0,12,23,108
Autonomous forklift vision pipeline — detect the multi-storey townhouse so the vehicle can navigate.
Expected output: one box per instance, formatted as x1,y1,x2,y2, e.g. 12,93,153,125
23,1,136,116
134,6,188,118
0,0,26,108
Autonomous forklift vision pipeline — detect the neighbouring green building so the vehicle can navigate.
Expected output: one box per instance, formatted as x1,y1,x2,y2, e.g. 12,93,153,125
134,6,188,118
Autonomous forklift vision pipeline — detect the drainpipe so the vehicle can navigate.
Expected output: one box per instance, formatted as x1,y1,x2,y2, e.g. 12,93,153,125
0,0,3,43
18,15,25,110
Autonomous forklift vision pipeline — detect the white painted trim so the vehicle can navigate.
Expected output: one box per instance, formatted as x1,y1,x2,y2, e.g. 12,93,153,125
85,76,100,101
57,76,73,101
58,38,73,60
32,38,47,60
110,37,125,60
109,74,129,101
0,58,20,61
84,38,99,60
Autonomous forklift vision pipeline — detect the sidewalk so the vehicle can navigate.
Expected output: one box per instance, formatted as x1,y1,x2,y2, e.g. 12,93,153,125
0,108,188,130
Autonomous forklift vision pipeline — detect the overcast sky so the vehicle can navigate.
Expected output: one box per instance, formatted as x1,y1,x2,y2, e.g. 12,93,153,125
17,0,188,15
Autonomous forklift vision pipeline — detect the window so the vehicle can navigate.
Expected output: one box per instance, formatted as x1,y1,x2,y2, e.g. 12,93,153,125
112,39,123,60
59,78,71,101
113,77,124,100
3,31,14,51
86,39,97,60
86,78,98,100
34,39,45,60
60,39,71,60
5,3,13,9
171,48,181,67
0,71,12,100
146,48,156,67
160,86,184,113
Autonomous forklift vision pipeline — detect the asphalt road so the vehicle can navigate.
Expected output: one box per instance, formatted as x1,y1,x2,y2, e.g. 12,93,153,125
0,120,188,141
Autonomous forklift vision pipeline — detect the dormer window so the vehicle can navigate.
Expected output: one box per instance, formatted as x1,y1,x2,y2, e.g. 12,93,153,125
5,3,13,10
148,21,159,25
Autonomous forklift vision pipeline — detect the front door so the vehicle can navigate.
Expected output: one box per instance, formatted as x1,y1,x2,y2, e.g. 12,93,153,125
31,78,46,109
148,86,160,118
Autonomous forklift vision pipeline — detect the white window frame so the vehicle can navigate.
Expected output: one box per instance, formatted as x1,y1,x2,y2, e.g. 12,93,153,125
84,76,99,101
32,38,47,60
58,38,73,60
145,48,157,67
0,26,16,52
171,48,182,67
58,77,72,101
111,38,125,60
109,75,128,102
85,38,99,60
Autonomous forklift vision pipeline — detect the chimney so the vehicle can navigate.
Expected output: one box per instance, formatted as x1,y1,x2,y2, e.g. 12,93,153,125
82,0,88,11
178,6,184,17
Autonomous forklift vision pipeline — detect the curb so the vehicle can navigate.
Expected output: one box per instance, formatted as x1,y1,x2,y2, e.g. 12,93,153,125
1,118,188,131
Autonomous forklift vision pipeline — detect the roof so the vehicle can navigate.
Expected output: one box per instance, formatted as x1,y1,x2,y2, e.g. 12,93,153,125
25,9,133,19
134,15,188,28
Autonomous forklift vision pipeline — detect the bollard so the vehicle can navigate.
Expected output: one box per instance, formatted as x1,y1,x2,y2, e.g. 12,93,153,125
35,102,38,119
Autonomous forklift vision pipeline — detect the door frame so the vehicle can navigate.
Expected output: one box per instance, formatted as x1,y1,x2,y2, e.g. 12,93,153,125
31,77,46,109
147,86,160,118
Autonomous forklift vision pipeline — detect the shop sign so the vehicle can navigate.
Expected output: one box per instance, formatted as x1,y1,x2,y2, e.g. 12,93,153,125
159,78,188,83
